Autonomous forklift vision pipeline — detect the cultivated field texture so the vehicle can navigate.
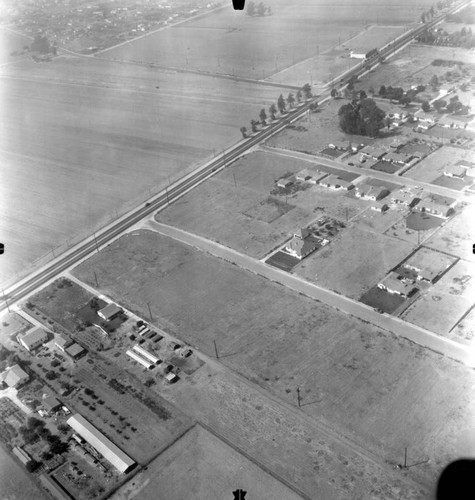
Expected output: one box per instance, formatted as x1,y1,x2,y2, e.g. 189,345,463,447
100,0,429,81
294,226,414,298
72,230,475,493
111,424,304,500
0,57,284,285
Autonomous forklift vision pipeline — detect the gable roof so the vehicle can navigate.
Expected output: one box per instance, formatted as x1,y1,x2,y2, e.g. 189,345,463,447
0,364,29,388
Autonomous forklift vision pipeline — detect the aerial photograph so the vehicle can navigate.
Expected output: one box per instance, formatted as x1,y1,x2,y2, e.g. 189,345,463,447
0,0,474,498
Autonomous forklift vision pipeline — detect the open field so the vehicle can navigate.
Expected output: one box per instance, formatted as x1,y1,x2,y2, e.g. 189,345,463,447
424,204,475,261
0,56,286,285
403,145,474,183
72,230,475,492
452,306,475,344
352,206,405,233
112,424,304,500
100,0,427,81
0,28,30,64
156,150,367,258
294,225,414,299
384,212,444,245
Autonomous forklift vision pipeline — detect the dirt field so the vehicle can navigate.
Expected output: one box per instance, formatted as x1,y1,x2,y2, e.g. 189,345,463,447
0,56,283,286
294,225,414,299
72,230,475,493
352,206,405,233
384,213,443,246
111,424,304,500
100,0,427,81
424,204,475,261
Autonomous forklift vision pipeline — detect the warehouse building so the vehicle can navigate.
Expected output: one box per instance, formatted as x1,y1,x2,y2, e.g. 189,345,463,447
67,414,135,473
126,350,153,369
132,345,160,364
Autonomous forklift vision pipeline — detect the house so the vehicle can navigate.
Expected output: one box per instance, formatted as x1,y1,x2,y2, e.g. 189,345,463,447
285,235,319,259
65,343,87,360
295,169,314,181
0,364,29,388
370,201,389,212
319,174,354,191
165,372,179,384
42,396,62,415
97,303,122,321
276,177,294,188
389,139,408,151
54,334,72,352
18,327,48,352
413,200,454,218
360,145,387,161
377,273,417,298
417,111,437,125
383,151,413,165
355,183,389,201
307,170,328,184
328,140,348,151
443,164,466,178
390,190,420,208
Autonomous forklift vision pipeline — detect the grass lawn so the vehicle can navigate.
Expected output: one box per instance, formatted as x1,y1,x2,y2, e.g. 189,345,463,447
71,229,475,494
405,211,444,231
266,251,300,271
359,286,406,313
293,225,414,299
111,424,304,500
370,160,400,174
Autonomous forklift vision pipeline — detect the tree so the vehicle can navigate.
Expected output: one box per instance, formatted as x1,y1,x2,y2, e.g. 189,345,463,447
246,1,256,16
257,2,266,16
302,83,312,99
26,460,41,473
359,90,367,100
240,126,247,138
430,74,439,88
331,88,338,98
399,96,412,107
421,100,431,112
433,99,446,111
277,94,286,113
296,89,302,102
269,103,277,120
31,35,50,54
338,98,385,137
379,85,387,97
287,93,295,108
421,12,426,23
259,108,267,125
250,119,258,132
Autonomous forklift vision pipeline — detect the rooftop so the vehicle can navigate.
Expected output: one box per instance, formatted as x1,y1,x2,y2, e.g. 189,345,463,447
0,364,29,388
379,273,415,296
98,303,122,320
19,326,48,348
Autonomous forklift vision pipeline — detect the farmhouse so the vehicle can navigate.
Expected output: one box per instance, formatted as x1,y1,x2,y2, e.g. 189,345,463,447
307,170,328,184
65,343,87,360
276,177,294,188
0,364,29,388
42,396,62,415
97,303,122,321
17,327,48,352
54,334,73,352
443,164,466,178
284,228,324,260
67,414,136,473
319,174,354,191
354,183,389,201
377,273,417,298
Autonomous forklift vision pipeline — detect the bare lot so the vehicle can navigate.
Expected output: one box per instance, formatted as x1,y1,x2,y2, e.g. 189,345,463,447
101,0,425,81
0,57,281,285
72,230,475,492
352,207,404,233
384,213,443,245
294,225,414,299
111,424,304,500
424,204,475,261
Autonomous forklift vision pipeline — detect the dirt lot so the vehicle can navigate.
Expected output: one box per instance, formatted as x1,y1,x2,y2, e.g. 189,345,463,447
156,150,356,259
451,306,475,344
294,225,414,299
111,424,304,500
424,204,475,261
72,230,475,494
0,56,281,286
352,206,404,233
384,212,443,246
100,0,426,81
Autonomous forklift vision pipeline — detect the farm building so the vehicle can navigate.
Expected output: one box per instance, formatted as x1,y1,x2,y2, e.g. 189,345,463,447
67,414,136,473
17,327,48,352
12,447,32,466
65,343,87,360
132,345,160,364
0,364,29,388
349,50,366,59
354,184,389,201
54,334,73,352
165,372,179,384
319,174,354,191
443,164,466,178
126,349,153,369
39,474,71,500
377,273,417,298
97,303,122,321
43,396,62,415
276,177,294,188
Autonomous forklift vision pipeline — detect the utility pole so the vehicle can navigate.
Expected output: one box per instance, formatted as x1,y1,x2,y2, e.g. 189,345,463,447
213,340,219,359
297,387,301,407
93,232,100,253
165,186,170,204
404,447,408,469
232,171,237,188
146,302,153,322
93,271,99,288
51,246,56,258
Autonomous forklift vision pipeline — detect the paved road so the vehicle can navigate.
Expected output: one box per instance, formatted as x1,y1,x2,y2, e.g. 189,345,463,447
261,145,474,201
144,220,473,367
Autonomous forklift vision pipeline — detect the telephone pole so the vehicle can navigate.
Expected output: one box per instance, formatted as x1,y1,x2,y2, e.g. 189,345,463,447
146,302,153,322
297,387,301,407
213,340,219,359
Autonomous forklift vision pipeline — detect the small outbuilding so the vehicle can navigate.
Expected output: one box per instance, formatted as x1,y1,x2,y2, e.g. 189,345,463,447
43,396,62,415
65,343,87,361
97,303,122,321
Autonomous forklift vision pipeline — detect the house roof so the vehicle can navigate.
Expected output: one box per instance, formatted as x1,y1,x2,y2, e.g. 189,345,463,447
379,273,415,295
295,168,314,180
360,145,387,159
391,190,419,206
55,334,72,349
43,396,61,412
65,343,86,358
67,414,135,473
19,327,48,349
356,184,389,199
0,364,29,388
444,164,466,177
98,303,122,320
384,151,411,164
320,174,352,189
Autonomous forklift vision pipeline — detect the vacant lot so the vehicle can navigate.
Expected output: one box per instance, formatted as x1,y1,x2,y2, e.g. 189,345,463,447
384,213,442,245
72,230,475,492
352,207,404,233
451,306,475,344
112,424,304,500
424,204,475,261
101,0,426,81
294,226,414,299
0,56,282,285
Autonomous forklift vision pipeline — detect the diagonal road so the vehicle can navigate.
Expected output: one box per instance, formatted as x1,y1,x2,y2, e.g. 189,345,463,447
143,220,474,367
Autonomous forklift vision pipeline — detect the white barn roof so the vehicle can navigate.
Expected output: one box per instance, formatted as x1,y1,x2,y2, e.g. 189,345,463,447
67,414,135,473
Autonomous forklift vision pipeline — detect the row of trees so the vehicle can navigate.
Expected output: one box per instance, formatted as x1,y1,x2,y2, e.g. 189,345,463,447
246,1,272,16
240,84,313,137
417,26,475,49
433,94,470,114
420,1,454,23
338,98,386,137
